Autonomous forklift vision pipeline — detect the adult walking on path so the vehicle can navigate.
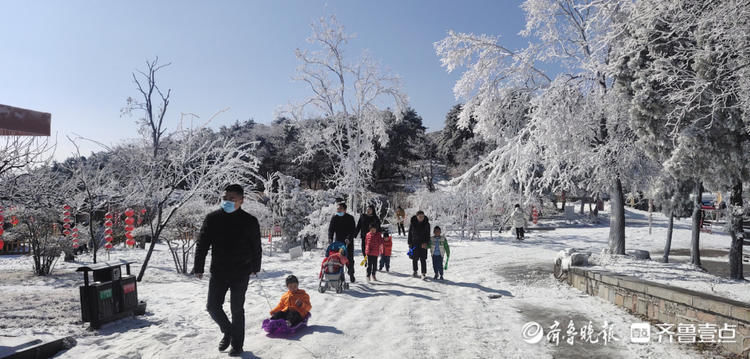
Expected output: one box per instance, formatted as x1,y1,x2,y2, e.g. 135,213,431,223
356,205,381,257
194,184,262,357
408,210,431,279
328,202,357,283
395,206,406,236
511,204,527,240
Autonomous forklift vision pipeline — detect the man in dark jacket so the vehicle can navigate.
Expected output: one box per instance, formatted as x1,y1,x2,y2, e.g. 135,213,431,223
194,184,262,357
408,210,430,279
355,205,381,256
328,202,357,283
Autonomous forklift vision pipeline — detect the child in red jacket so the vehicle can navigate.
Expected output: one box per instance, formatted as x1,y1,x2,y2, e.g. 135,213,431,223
365,224,383,281
378,228,393,272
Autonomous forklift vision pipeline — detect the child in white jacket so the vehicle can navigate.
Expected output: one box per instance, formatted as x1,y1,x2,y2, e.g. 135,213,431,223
511,204,527,240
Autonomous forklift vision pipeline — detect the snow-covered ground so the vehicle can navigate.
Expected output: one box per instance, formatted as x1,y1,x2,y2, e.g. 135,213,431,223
0,206,742,358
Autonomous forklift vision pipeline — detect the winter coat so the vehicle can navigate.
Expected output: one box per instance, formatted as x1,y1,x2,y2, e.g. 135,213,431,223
365,231,383,256
407,215,431,248
356,212,381,253
328,213,356,244
511,208,527,229
381,235,393,256
396,208,406,224
356,213,381,240
270,289,312,317
193,209,262,277
427,234,450,258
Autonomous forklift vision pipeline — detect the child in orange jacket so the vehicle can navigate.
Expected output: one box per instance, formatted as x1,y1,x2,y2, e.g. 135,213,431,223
365,224,383,281
270,275,311,326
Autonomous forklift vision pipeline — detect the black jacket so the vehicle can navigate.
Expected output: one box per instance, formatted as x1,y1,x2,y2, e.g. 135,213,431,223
355,214,381,240
407,215,430,248
328,213,356,244
193,209,262,277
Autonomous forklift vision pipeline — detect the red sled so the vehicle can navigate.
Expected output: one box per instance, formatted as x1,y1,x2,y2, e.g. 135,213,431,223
262,313,311,336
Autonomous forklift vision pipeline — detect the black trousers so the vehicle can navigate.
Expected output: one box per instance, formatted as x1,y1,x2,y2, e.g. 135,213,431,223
515,227,525,239
412,247,427,274
367,255,378,276
206,274,250,349
271,309,303,326
397,223,406,236
379,255,391,271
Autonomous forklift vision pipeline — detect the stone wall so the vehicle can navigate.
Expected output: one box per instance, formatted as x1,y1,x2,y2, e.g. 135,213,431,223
567,266,750,358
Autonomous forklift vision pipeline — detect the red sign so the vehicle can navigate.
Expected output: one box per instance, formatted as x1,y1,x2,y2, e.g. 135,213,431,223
123,283,136,294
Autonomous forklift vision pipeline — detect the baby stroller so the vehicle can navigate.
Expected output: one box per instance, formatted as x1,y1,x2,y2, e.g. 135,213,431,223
318,242,350,293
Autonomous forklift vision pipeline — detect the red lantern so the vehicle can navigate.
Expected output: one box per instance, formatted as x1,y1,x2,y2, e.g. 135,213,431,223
140,208,147,214
63,205,71,210
63,230,71,236
11,216,18,226
105,212,113,220
104,228,113,235
104,220,113,227
124,208,135,217
63,217,71,223
63,211,71,217
0,227,4,236
72,228,79,232
0,215,4,222
72,238,79,243
137,218,143,225
72,233,79,238
125,232,134,240
63,223,71,229
105,235,113,242
125,217,135,226
126,239,136,246
0,238,4,251
72,244,79,249
105,242,113,250
124,225,135,232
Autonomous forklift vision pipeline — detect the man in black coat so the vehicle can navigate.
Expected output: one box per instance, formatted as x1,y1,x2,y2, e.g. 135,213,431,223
194,184,262,357
328,202,357,283
355,205,381,256
408,210,430,279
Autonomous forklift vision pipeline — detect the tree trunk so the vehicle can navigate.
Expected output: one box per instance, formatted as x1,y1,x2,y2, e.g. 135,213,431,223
137,227,162,282
728,181,744,280
690,181,702,267
580,196,585,215
560,191,566,213
663,209,674,263
608,177,626,255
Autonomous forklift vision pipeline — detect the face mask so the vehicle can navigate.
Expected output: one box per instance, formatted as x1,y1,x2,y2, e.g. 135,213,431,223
221,200,236,213
336,211,344,217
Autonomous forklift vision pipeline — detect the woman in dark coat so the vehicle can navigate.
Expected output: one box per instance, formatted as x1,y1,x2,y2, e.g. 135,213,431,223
355,205,381,256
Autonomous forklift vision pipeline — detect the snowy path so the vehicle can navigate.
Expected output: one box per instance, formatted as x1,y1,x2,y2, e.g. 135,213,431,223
1,208,733,358
40,236,703,358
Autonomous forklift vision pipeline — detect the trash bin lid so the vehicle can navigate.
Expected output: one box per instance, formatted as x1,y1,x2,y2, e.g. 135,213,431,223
76,259,137,272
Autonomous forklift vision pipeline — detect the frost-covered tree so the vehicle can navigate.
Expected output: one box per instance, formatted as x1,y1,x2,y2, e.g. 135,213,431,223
282,16,408,211
616,0,750,278
2,166,72,275
435,0,651,254
121,58,260,281
62,136,120,264
161,199,211,274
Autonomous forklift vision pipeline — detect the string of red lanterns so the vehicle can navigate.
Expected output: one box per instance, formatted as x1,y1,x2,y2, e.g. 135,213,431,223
62,204,78,250
124,208,136,247
0,206,4,251
104,212,114,250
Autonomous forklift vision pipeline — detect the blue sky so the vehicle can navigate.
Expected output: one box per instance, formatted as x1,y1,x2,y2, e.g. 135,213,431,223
0,1,529,159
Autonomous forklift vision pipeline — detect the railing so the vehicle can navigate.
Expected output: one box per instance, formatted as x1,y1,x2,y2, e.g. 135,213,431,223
261,227,282,238
0,240,30,255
